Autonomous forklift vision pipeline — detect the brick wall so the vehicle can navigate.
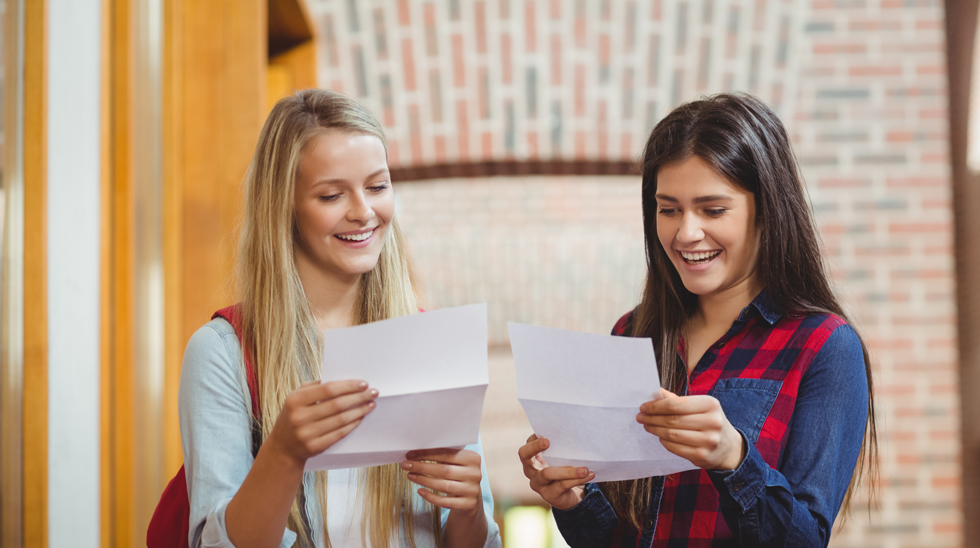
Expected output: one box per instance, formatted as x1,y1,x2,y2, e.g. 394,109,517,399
312,0,961,545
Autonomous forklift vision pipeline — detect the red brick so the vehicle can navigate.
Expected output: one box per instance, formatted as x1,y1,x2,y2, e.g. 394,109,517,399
888,222,951,234
525,1,537,52
886,176,946,187
932,476,960,489
481,132,492,158
917,64,945,75
475,2,487,54
527,131,539,160
402,39,417,90
453,34,465,87
456,101,470,161
550,0,561,19
434,135,447,163
398,0,411,25
849,65,903,77
551,35,562,85
813,42,866,55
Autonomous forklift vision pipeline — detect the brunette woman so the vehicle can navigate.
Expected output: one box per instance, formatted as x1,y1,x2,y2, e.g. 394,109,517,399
518,93,876,547
179,89,500,548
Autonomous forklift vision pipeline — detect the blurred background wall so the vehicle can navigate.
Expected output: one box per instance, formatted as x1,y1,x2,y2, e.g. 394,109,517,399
1,0,978,547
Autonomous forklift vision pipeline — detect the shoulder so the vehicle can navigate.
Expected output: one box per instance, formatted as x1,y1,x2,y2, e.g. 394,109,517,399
610,309,636,336
786,314,866,383
180,318,246,394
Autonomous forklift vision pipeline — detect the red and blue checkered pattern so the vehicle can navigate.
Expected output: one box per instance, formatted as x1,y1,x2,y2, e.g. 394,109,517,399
609,306,846,547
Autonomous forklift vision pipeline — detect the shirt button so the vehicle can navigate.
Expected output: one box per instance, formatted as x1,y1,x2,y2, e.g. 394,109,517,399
733,483,742,492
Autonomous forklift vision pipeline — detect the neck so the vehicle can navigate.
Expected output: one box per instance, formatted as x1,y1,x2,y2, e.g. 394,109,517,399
693,277,764,330
294,249,361,332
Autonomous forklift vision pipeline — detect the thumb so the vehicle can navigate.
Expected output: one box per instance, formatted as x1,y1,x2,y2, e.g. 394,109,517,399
655,387,678,400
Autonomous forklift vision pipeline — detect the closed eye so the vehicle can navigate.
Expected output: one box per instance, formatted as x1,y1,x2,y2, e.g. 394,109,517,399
318,194,340,202
705,208,726,217
368,183,389,192
657,207,678,217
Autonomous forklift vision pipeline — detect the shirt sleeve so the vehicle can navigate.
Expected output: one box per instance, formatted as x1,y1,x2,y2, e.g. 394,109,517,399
438,437,503,548
179,320,298,548
551,483,621,547
706,323,870,547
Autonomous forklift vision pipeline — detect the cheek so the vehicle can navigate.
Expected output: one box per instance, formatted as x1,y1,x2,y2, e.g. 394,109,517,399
655,221,674,254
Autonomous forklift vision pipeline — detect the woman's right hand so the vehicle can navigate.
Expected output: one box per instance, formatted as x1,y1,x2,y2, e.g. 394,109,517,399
518,433,594,510
266,379,378,467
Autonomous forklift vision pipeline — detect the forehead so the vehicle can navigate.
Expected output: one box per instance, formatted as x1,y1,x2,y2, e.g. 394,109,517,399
297,130,387,182
656,156,750,199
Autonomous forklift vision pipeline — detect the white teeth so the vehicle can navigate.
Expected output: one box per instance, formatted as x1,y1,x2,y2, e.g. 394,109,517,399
680,250,720,262
337,229,373,242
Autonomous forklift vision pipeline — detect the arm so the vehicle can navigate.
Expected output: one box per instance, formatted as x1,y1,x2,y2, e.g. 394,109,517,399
705,325,868,546
180,321,376,548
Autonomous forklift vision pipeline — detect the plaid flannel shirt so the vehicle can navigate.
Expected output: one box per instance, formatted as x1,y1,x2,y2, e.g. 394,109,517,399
553,292,868,547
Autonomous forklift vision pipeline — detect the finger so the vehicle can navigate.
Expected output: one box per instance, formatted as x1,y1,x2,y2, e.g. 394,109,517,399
540,466,590,483
406,473,481,498
305,388,379,422
518,437,549,463
306,417,363,454
636,411,723,431
401,460,480,483
639,394,716,415
525,433,539,444
644,425,719,448
414,488,480,512
542,473,594,496
303,400,376,441
291,379,368,406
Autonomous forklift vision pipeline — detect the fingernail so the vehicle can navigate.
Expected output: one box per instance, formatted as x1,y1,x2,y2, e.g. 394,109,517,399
403,462,412,469
578,467,587,477
367,401,376,408
370,389,379,397
588,472,595,478
359,381,368,388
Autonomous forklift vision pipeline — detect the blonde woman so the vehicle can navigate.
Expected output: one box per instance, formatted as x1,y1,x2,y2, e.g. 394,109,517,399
178,89,501,548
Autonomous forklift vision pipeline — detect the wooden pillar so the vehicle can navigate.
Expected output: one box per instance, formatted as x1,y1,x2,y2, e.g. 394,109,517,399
945,1,980,546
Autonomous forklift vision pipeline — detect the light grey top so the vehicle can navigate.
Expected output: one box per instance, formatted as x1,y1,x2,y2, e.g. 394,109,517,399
178,317,502,548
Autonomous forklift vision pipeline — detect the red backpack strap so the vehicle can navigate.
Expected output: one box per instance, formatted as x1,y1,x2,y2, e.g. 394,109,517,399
212,305,261,422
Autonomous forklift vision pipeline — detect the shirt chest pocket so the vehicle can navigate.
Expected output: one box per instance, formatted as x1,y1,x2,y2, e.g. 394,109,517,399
709,378,782,444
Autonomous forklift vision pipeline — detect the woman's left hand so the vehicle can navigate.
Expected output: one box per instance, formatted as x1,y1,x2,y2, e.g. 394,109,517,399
401,448,486,516
637,388,747,471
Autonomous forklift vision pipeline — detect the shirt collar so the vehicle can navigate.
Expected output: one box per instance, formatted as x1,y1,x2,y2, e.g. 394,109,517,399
737,290,782,325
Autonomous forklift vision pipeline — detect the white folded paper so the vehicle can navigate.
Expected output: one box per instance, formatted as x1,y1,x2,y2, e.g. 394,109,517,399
305,303,489,471
508,322,698,482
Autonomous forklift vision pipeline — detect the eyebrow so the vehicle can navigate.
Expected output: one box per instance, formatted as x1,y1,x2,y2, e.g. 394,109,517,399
654,193,734,204
312,167,390,188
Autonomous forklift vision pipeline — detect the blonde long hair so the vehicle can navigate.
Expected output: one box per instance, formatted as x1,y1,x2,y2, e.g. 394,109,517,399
236,89,441,547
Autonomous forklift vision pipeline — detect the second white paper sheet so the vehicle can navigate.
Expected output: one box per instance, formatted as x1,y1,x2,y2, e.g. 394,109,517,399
509,322,698,482
305,303,489,471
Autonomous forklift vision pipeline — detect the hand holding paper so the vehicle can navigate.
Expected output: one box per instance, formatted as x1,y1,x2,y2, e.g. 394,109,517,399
509,322,698,483
304,304,489,472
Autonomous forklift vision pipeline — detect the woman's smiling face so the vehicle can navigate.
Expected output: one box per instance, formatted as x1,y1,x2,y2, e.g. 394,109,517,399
655,155,761,301
293,130,394,283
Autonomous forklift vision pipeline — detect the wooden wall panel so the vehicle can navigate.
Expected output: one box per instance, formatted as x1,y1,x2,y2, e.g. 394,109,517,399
176,0,264,350
23,0,47,546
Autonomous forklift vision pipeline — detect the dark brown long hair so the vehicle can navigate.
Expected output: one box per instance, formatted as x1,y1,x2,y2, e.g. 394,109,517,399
600,93,878,530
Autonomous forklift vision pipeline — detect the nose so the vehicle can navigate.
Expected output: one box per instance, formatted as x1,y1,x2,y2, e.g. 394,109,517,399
676,212,704,244
346,190,376,223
